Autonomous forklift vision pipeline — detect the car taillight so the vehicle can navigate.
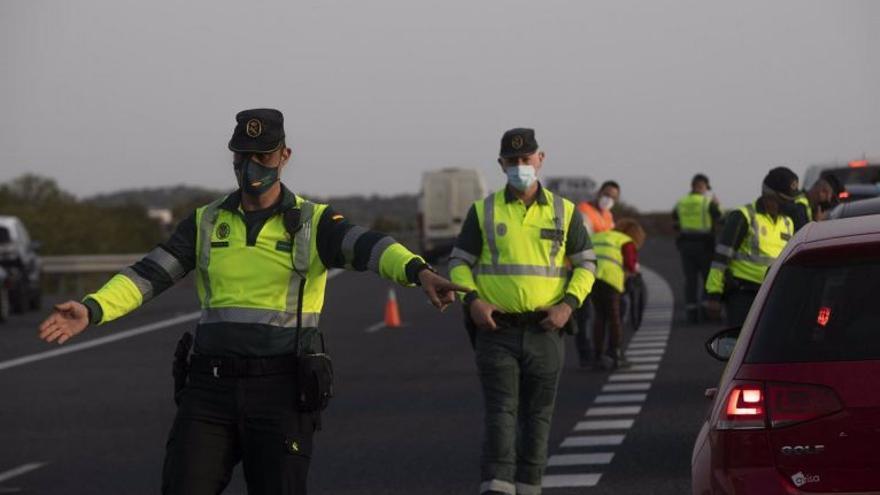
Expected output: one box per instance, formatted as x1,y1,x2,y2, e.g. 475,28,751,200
848,159,868,168
766,382,842,428
717,382,766,430
715,381,843,431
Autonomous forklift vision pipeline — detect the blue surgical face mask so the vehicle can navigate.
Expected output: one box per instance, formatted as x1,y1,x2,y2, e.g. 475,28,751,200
505,165,538,191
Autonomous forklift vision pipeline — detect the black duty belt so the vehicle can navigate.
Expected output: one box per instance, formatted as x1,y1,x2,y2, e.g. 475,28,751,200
189,354,297,378
493,311,548,328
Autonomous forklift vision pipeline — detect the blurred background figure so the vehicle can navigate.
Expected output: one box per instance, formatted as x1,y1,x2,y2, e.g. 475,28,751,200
790,174,845,229
672,174,721,324
706,167,798,327
573,180,620,367
591,217,646,370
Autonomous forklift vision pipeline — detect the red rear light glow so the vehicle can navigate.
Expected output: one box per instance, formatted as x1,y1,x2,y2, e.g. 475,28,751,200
717,383,767,430
817,307,831,327
848,159,868,168
766,383,842,428
839,191,851,199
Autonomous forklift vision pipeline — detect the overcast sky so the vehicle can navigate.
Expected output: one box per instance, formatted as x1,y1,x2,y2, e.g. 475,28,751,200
2,0,878,211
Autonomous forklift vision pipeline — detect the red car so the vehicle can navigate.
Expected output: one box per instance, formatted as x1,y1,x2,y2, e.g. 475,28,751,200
692,215,880,494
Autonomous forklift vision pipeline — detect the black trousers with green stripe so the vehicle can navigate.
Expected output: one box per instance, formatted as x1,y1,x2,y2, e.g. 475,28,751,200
475,323,564,495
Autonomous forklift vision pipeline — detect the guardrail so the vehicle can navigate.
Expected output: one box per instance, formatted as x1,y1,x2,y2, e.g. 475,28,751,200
42,254,144,274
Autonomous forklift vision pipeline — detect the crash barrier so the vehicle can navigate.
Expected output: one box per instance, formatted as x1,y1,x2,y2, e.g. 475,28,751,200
41,254,144,295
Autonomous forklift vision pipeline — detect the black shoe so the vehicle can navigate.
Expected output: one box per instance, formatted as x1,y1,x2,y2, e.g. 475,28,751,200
591,355,612,371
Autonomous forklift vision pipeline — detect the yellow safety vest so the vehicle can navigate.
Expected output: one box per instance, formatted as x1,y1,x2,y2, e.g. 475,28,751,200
471,188,576,312
728,202,793,285
675,193,713,234
794,192,813,222
194,195,328,329
592,230,633,293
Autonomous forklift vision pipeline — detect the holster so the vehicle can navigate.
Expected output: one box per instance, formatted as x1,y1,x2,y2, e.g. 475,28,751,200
296,352,334,416
172,332,193,406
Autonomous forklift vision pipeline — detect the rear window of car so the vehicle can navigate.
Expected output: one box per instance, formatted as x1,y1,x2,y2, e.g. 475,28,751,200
746,255,880,363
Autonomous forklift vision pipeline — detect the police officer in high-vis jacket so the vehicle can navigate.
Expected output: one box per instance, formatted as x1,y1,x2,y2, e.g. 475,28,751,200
449,128,597,495
37,108,466,495
705,167,798,327
673,174,721,323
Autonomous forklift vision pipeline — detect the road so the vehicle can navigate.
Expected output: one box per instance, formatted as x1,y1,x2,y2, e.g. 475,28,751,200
0,237,727,494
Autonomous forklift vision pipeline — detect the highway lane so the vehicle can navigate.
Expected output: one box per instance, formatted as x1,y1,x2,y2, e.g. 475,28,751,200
0,237,727,494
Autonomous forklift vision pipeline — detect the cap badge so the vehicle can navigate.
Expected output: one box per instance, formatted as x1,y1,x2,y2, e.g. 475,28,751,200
511,135,524,150
246,119,263,138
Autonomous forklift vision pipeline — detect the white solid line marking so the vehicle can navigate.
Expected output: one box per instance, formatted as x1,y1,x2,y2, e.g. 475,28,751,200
594,393,647,403
0,463,47,483
628,364,659,371
603,382,651,392
586,406,642,416
630,335,669,341
542,474,602,488
609,372,656,381
365,321,386,333
575,419,634,431
0,312,201,372
547,453,614,466
0,271,343,373
627,342,667,349
626,349,665,356
628,355,662,363
561,434,625,447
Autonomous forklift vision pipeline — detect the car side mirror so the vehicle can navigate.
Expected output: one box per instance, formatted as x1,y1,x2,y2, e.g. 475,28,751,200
705,327,740,362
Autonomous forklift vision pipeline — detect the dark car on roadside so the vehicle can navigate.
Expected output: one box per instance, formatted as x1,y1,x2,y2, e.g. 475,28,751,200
0,216,42,314
692,215,880,494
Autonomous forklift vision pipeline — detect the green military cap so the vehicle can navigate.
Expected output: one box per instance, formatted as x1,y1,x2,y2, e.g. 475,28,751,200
228,108,286,153
499,128,539,158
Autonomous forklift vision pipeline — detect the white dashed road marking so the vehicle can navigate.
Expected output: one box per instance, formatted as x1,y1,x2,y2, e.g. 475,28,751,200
0,463,47,483
543,267,674,491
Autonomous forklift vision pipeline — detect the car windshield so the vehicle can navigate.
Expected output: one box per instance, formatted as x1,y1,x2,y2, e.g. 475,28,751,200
746,256,880,363
0,227,10,244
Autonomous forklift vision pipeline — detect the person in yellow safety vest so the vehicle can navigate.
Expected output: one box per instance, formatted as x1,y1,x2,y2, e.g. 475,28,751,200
590,218,646,370
705,167,799,327
572,180,619,367
672,174,721,323
449,128,597,495
36,108,467,495
787,174,845,231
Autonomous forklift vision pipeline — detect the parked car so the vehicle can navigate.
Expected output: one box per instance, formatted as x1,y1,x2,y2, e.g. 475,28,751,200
803,159,880,202
692,214,880,494
828,195,880,220
0,216,42,313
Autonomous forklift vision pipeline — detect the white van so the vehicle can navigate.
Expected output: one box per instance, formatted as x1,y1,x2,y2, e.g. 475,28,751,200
418,168,486,260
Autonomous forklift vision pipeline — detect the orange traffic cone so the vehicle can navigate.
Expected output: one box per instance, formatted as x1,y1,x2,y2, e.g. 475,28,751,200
384,288,402,328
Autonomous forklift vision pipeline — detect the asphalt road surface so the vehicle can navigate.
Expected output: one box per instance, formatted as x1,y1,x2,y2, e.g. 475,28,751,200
0,237,727,494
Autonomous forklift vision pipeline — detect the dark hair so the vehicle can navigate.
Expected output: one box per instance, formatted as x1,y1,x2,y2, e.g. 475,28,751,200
599,180,620,192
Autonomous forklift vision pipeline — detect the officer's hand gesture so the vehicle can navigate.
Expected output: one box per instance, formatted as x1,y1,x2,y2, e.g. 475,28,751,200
539,303,573,332
38,301,90,344
418,270,471,311
469,298,499,331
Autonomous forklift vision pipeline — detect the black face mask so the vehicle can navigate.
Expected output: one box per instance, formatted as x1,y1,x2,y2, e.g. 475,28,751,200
234,156,279,196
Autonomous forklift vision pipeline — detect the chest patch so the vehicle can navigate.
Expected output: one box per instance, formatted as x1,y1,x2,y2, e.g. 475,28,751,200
216,222,231,240
496,223,507,237
781,233,791,241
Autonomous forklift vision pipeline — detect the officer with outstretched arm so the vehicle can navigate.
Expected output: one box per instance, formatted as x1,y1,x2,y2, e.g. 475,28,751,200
37,108,467,495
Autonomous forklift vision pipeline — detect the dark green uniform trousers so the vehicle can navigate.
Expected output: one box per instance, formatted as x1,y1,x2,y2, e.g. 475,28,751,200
475,323,564,495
